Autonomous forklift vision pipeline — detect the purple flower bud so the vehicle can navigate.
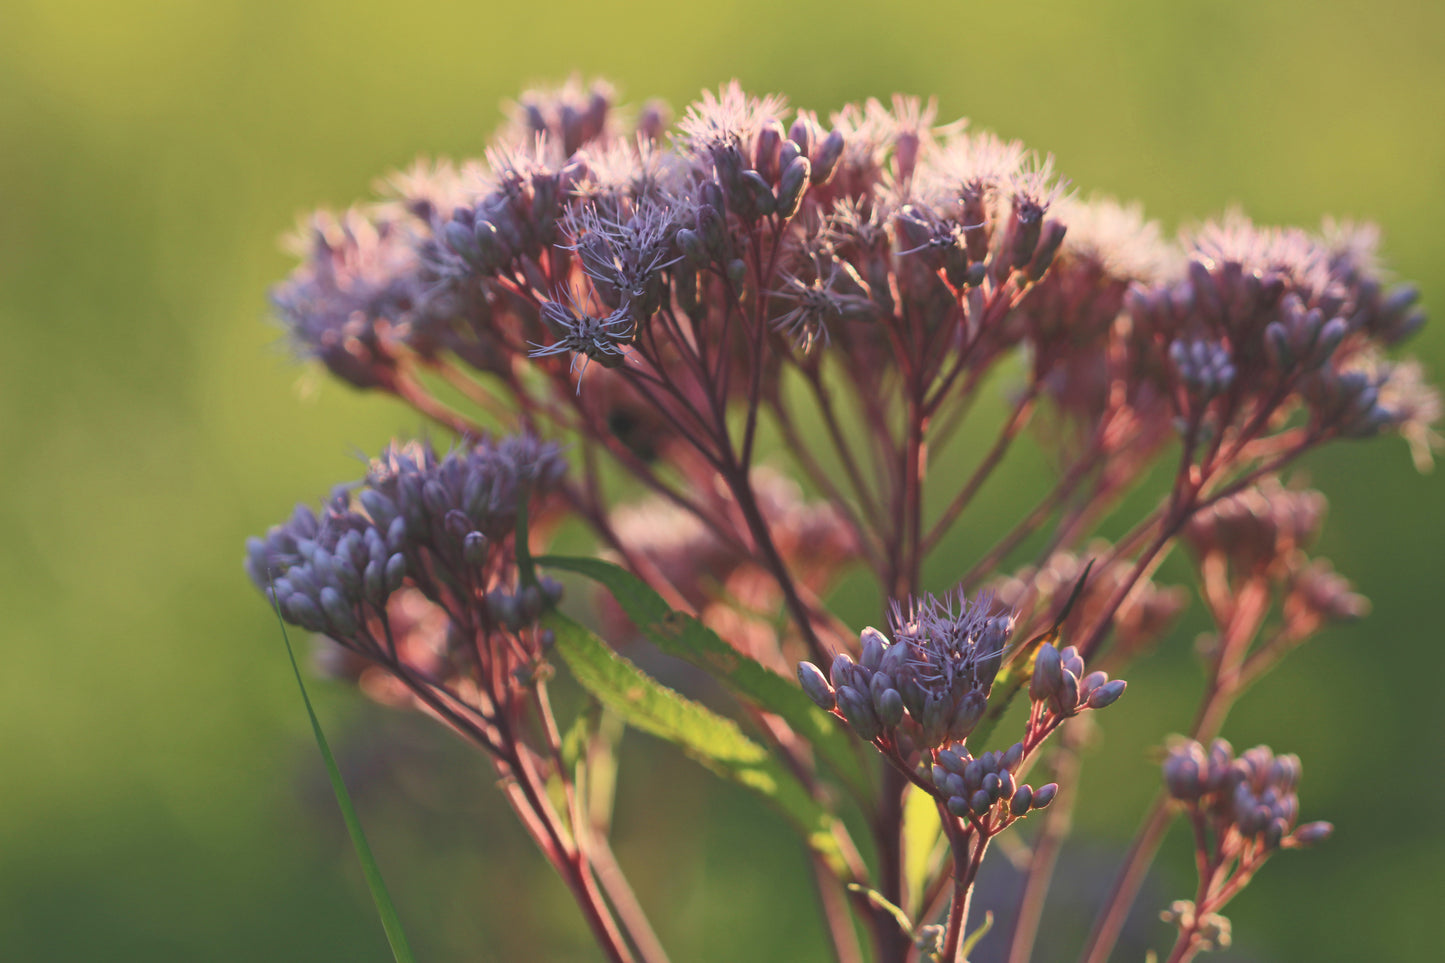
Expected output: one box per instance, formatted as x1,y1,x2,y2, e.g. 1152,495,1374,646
1309,317,1348,368
1265,321,1293,368
1164,744,1207,800
931,764,949,786
358,489,399,527
1052,668,1080,716
860,626,888,668
282,593,326,632
971,789,994,815
775,156,811,220
384,553,406,592
1032,783,1059,810
1271,754,1302,792
798,662,835,710
948,690,987,740
362,559,386,603
788,118,814,158
811,129,844,185
963,758,984,792
998,770,1016,800
754,121,784,182
1030,643,1062,702
1026,220,1067,280
935,749,965,774
1009,784,1033,816
947,795,972,819
982,772,1002,798
1291,821,1334,846
319,586,359,636
1002,742,1024,772
735,170,776,221
675,227,705,267
879,639,909,676
876,688,905,727
828,652,855,689
837,685,881,741
1086,679,1127,710
868,668,892,701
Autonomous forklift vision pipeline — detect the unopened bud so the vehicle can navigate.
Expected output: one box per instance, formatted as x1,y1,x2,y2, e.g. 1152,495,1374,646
462,531,488,565
798,661,836,710
1086,679,1127,710
860,626,887,668
1030,643,1062,702
1291,821,1334,846
775,156,811,219
811,129,844,185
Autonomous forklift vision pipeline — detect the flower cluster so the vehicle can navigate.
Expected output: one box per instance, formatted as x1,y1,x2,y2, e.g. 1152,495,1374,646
1161,739,1331,960
247,435,567,717
799,590,1017,749
1027,641,1127,719
1164,739,1329,851
929,742,1058,822
253,78,1435,963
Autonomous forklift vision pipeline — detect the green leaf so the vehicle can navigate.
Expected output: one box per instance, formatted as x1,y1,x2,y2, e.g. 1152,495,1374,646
903,783,944,916
846,883,915,938
537,554,867,795
546,610,847,871
960,911,994,958
271,602,415,963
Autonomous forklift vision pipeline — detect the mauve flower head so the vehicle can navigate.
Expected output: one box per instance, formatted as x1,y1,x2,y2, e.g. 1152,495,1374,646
1184,479,1327,579
248,435,566,646
1163,739,1327,852
801,589,1015,749
271,209,428,389
507,76,616,158
1125,211,1432,452
1283,558,1370,632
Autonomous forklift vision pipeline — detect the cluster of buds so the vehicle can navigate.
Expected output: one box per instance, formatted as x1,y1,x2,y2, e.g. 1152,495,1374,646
798,590,1013,749
255,79,1436,963
1159,900,1233,954
799,589,1128,754
1028,642,1126,719
1126,215,1436,465
247,435,568,717
1164,739,1331,852
1184,480,1326,579
1161,739,1331,960
1182,480,1370,644
929,742,1058,822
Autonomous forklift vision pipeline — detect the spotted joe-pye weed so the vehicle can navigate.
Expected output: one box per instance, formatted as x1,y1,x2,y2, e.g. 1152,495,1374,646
248,78,1435,962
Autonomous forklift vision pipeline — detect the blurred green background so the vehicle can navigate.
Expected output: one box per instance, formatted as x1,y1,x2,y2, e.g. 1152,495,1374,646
1,0,1441,959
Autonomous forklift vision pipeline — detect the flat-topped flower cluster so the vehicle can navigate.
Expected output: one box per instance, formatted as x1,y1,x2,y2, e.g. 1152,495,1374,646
251,79,1434,963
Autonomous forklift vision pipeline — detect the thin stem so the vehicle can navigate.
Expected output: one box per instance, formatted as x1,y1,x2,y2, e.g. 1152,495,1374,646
810,854,866,963
589,838,672,963
1006,723,1082,963
923,386,1037,555
1078,578,1272,963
